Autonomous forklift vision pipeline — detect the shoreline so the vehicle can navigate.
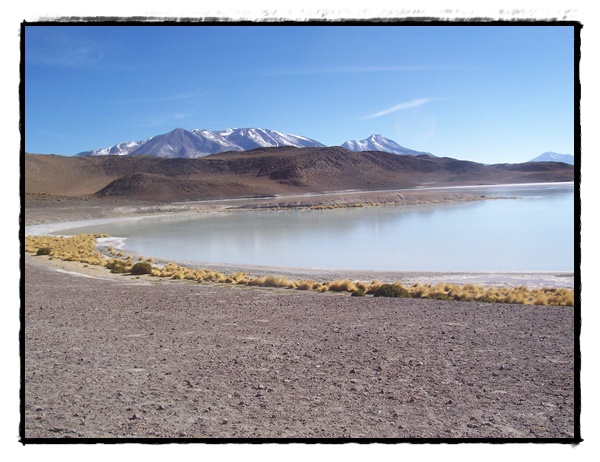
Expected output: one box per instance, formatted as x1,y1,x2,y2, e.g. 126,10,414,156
23,184,575,290
24,181,574,227
24,242,575,292
24,184,543,226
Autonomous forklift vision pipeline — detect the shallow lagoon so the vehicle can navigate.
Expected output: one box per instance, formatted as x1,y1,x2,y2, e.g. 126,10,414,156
55,183,575,273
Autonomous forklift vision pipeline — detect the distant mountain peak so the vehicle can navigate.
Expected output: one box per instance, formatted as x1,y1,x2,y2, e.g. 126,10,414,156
529,152,574,165
341,134,432,157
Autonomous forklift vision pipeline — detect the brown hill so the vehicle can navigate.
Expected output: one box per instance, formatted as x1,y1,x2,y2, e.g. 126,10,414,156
24,147,575,202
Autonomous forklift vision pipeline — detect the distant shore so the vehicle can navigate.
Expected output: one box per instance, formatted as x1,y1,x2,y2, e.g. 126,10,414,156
25,185,525,226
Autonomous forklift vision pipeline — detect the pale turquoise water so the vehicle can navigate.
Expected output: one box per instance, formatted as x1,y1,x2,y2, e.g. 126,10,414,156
56,183,575,272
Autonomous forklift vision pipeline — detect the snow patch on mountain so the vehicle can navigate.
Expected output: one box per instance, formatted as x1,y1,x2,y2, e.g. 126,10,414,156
77,139,149,157
341,134,432,156
215,128,326,151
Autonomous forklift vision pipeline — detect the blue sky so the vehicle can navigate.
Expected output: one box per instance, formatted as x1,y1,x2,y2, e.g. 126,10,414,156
24,24,576,163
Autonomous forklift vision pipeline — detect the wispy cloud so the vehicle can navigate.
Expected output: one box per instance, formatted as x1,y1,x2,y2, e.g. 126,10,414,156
362,98,432,120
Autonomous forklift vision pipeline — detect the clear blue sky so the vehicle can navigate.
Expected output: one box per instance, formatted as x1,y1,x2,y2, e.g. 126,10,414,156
24,24,576,163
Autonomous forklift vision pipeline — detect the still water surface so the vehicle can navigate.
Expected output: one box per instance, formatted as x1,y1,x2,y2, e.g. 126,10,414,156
58,183,575,272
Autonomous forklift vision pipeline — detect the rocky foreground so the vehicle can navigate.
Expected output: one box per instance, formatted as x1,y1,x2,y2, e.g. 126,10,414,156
23,255,576,440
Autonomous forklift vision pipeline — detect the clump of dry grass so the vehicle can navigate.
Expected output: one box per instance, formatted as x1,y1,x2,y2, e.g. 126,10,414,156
241,275,295,289
296,279,319,290
372,283,410,298
35,247,52,256
202,270,228,283
263,275,289,288
365,280,381,295
25,234,107,266
106,258,133,274
131,262,153,275
403,282,574,306
327,280,359,293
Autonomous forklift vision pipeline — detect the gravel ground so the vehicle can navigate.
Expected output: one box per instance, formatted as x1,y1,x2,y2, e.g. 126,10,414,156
23,255,577,441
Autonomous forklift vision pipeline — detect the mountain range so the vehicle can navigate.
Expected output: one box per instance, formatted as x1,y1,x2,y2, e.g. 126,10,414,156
27,146,575,203
76,128,434,159
75,127,572,166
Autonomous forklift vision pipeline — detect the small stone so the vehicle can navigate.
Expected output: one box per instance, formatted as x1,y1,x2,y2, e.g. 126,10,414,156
157,405,166,411
221,419,228,424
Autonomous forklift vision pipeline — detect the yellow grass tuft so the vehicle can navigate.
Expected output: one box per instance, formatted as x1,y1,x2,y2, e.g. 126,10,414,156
297,279,318,290
259,275,293,288
327,280,359,293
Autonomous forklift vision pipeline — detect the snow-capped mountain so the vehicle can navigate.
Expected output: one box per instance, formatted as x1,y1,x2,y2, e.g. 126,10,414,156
341,134,432,156
528,152,574,165
76,128,325,158
212,128,325,151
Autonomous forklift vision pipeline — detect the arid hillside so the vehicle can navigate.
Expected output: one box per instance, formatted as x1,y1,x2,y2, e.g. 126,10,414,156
25,147,575,202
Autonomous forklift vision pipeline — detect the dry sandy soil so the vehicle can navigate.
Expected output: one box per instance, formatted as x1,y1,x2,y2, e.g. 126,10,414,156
23,255,576,440
22,194,578,441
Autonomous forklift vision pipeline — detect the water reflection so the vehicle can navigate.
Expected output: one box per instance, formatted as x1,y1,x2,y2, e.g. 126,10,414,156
58,183,575,272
